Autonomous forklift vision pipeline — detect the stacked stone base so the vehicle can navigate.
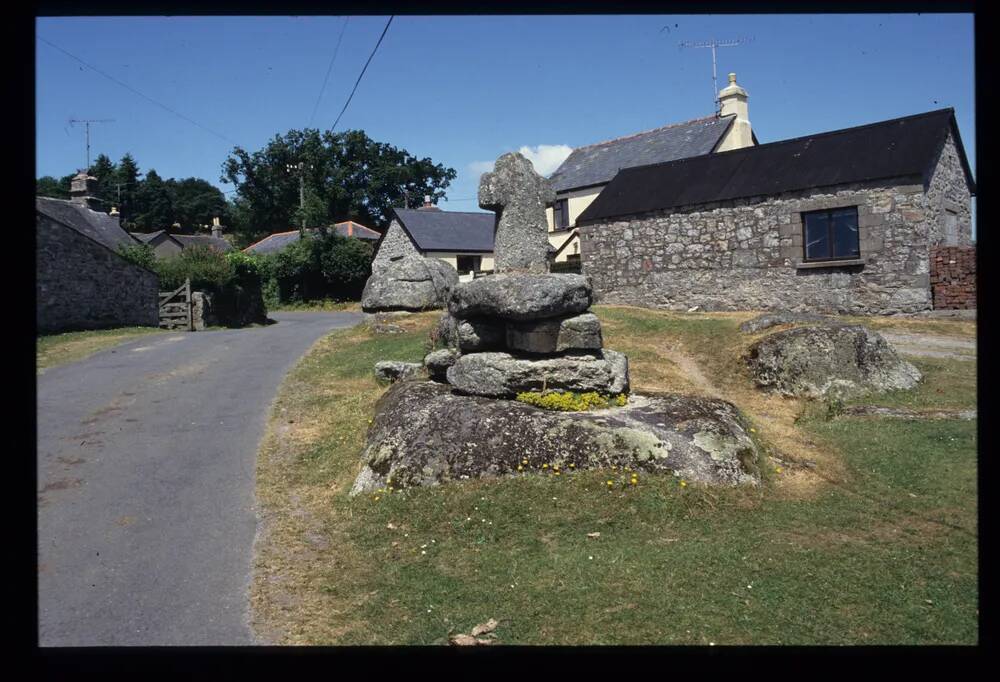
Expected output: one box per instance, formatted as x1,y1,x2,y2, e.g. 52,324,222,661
424,272,629,397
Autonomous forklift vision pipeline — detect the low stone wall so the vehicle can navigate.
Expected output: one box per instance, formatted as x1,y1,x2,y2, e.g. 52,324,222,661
930,245,976,309
37,215,159,333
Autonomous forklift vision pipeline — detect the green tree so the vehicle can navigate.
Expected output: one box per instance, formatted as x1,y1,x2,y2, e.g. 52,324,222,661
115,153,142,228
87,153,117,209
36,175,73,199
221,128,456,244
134,169,175,231
116,242,156,270
170,177,229,233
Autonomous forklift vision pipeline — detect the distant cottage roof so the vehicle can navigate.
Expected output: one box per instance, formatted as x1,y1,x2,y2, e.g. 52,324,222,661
174,234,234,252
547,115,736,193
391,208,495,253
243,221,381,255
130,230,183,247
577,108,975,225
36,196,139,251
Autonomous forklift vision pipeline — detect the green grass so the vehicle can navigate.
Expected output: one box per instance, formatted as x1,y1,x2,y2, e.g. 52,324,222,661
270,299,361,313
252,307,978,645
37,326,166,373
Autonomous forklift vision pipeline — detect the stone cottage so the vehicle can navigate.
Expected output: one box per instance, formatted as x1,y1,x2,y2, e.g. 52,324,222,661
132,219,236,258
544,73,758,263
576,108,975,315
37,173,159,332
372,200,495,279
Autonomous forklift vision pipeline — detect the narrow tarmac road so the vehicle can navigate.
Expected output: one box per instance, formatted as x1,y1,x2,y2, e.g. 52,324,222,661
37,311,363,646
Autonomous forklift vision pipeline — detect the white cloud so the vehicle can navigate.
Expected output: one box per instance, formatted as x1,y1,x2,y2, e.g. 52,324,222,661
516,144,574,176
466,144,573,181
467,160,496,176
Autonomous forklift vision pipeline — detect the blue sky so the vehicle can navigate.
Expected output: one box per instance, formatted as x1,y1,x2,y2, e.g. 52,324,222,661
36,13,975,217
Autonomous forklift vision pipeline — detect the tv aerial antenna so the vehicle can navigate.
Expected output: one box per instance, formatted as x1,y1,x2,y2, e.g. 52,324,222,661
678,37,754,114
68,118,115,170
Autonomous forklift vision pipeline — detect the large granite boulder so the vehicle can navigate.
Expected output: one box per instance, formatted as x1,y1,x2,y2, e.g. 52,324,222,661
478,152,556,273
506,312,603,354
349,380,762,495
746,324,922,399
449,273,592,321
362,256,459,312
446,349,629,397
740,311,833,334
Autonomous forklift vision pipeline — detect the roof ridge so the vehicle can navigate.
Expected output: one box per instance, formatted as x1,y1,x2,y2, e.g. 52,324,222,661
396,207,492,216
568,114,725,154
620,108,957,175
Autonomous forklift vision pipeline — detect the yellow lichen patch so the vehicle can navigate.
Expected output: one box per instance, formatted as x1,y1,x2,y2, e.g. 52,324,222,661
515,390,629,412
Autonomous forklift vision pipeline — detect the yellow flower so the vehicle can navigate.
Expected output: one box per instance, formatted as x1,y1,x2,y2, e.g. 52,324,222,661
374,496,380,501
630,479,637,486
517,465,523,471
776,467,783,474
522,458,529,465
680,480,687,488
750,428,756,433
542,463,548,469
568,463,575,469
606,480,614,487
555,471,561,476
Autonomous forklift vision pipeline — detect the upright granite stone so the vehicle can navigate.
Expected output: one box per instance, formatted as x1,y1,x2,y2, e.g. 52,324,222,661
362,256,459,312
449,273,593,321
478,152,556,273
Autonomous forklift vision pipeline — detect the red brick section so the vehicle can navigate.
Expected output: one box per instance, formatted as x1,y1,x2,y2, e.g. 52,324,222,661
930,245,977,309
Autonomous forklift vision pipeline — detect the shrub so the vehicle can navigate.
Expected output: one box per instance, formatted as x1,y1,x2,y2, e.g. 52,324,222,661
260,230,373,304
154,245,233,291
116,242,156,271
515,390,628,411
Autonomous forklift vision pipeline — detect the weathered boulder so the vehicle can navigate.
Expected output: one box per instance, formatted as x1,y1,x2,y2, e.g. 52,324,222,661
457,318,505,352
506,312,603,354
478,152,555,273
191,291,217,331
449,273,592,321
374,361,422,383
746,324,922,398
740,311,832,334
424,348,459,381
349,380,762,495
446,349,629,397
362,256,459,312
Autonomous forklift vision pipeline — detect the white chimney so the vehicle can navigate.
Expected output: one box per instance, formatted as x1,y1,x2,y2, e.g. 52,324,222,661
211,216,223,239
716,73,753,152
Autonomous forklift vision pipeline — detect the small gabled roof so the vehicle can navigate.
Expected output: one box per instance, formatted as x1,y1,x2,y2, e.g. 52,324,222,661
130,230,184,247
578,108,975,225
174,234,234,252
392,207,495,253
547,115,736,193
36,197,138,252
335,220,381,240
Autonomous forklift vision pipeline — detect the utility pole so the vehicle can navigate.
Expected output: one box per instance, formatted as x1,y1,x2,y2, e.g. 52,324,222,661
68,118,115,170
286,161,313,236
679,38,753,114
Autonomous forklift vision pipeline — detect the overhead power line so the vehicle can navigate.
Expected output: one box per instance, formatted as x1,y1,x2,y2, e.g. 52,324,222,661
309,15,351,127
331,15,394,132
37,35,242,148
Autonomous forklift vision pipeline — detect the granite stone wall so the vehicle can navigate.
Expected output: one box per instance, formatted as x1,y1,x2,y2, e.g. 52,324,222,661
579,135,972,315
37,215,159,333
930,245,976,309
372,219,420,270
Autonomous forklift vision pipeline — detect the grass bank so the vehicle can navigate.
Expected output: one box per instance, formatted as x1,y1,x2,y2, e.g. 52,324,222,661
252,307,977,645
37,326,165,373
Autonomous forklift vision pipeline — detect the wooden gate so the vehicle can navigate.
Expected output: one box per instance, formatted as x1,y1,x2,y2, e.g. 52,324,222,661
159,278,192,331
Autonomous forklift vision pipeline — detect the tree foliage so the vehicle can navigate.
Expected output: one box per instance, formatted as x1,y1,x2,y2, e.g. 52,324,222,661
221,128,457,244
258,231,373,303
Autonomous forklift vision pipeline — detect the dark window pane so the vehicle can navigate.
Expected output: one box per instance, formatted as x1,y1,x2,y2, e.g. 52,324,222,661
804,212,831,260
831,208,859,258
555,199,569,228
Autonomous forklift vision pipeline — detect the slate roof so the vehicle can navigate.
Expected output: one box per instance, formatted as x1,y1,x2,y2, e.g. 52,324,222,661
243,221,381,255
547,115,735,193
174,234,235,252
577,108,975,225
36,197,139,252
130,230,183,247
391,208,495,252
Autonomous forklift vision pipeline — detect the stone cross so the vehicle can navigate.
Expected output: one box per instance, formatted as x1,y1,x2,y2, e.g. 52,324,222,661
479,152,556,273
